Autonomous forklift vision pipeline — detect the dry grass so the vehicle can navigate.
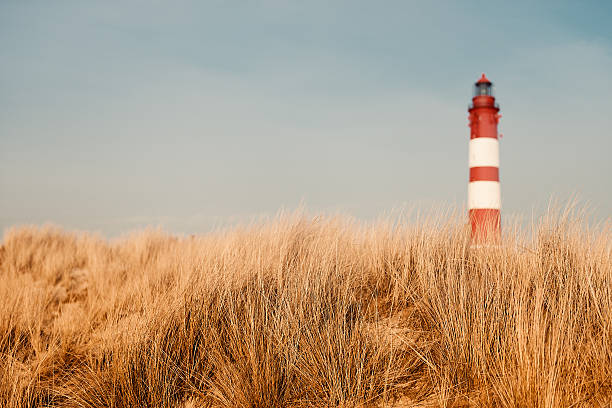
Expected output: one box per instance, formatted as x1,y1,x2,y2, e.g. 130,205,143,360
0,207,610,407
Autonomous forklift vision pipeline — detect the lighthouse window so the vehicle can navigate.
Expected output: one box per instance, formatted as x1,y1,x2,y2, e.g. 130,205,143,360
474,83,492,97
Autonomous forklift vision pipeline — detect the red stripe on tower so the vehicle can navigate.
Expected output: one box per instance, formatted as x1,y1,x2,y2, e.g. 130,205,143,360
468,74,501,242
469,166,499,182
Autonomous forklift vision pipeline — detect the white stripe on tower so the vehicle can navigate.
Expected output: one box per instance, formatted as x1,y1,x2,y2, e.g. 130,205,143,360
468,181,501,209
469,138,499,168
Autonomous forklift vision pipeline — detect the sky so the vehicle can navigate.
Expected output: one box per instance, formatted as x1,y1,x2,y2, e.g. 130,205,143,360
1,1,611,237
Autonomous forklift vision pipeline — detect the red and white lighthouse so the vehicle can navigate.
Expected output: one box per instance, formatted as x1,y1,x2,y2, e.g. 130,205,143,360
468,74,501,241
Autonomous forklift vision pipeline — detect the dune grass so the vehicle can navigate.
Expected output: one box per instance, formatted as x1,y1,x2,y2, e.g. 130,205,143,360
0,208,610,407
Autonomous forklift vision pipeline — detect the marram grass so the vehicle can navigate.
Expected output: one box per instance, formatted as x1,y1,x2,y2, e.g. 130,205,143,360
1,208,610,407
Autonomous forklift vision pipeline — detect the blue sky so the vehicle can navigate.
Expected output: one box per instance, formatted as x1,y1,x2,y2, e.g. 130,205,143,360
1,1,611,236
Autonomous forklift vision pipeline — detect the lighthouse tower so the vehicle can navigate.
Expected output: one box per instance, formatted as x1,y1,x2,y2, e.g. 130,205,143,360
468,74,501,241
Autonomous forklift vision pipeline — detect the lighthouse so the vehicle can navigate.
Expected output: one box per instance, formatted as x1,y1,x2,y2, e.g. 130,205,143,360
468,73,501,241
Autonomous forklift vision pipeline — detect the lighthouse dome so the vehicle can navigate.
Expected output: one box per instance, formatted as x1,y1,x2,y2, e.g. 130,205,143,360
476,73,491,84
